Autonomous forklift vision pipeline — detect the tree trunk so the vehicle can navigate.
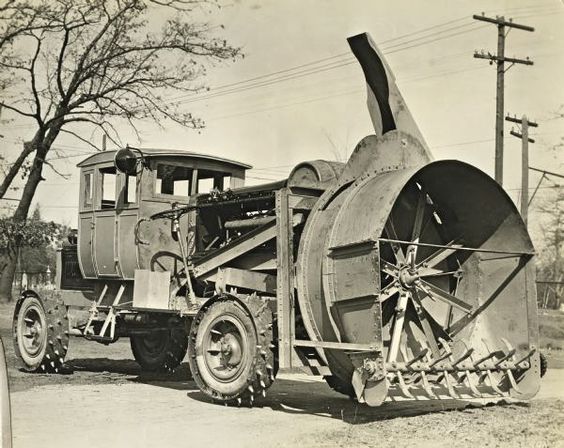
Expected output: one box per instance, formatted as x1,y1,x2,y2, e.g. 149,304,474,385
0,251,17,303
0,131,41,199
0,132,56,301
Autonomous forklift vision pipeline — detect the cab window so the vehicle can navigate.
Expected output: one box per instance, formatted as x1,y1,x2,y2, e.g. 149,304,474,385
100,167,117,209
83,172,93,208
125,174,137,204
197,169,230,193
155,164,193,197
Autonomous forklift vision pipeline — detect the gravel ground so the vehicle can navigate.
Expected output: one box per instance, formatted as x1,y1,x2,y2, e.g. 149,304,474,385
2,301,563,448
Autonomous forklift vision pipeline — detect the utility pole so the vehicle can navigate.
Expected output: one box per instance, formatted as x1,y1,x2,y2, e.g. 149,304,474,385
506,114,538,225
473,13,534,186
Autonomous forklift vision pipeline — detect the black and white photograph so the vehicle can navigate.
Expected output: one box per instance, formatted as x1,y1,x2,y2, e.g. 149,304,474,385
0,1,563,447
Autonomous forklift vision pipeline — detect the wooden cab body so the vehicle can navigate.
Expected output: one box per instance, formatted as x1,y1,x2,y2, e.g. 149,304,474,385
76,148,250,281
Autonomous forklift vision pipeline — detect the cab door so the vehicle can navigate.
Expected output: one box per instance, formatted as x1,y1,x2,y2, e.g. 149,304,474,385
78,169,96,278
92,165,119,277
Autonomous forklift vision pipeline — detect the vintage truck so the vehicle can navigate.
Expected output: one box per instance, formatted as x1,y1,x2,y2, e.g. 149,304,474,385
13,33,542,406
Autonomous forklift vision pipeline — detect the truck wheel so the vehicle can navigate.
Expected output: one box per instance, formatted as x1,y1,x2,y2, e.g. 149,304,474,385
540,352,548,378
188,295,276,406
130,328,188,372
13,292,69,373
324,375,356,399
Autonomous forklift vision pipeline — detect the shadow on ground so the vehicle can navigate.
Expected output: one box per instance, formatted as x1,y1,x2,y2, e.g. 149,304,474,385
9,351,528,424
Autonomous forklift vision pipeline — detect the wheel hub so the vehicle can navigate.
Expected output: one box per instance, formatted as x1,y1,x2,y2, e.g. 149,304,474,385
204,319,248,381
398,265,419,289
21,307,45,357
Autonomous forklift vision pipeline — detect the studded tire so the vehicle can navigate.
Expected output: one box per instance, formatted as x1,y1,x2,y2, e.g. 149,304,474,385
188,294,277,406
540,352,548,378
13,292,69,373
130,328,188,372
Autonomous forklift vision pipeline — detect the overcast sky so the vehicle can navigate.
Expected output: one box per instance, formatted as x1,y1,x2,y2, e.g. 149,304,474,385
1,0,563,238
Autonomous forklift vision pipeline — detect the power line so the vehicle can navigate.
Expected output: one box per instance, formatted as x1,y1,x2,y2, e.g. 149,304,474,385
168,7,560,107
168,3,557,104
171,19,480,106
204,63,489,122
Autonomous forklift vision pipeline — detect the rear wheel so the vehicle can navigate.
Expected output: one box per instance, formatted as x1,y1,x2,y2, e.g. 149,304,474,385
13,293,69,372
540,352,548,378
130,328,188,372
188,295,276,406
324,375,355,399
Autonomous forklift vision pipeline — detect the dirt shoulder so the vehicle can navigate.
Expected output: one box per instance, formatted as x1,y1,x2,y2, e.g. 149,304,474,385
2,301,564,447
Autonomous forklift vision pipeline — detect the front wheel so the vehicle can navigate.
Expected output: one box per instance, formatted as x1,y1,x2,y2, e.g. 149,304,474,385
188,295,276,405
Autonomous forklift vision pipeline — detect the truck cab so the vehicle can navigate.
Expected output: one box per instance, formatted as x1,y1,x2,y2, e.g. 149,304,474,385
75,148,250,281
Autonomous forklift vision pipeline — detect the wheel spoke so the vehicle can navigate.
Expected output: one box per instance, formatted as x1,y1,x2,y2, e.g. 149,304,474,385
411,189,427,243
418,269,457,278
417,280,472,313
381,260,399,277
387,291,410,363
384,217,405,264
410,290,440,357
418,241,462,269
379,283,399,303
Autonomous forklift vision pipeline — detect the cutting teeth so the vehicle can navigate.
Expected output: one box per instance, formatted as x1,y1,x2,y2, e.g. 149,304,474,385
260,380,266,389
248,385,254,394
237,397,242,406
261,389,266,398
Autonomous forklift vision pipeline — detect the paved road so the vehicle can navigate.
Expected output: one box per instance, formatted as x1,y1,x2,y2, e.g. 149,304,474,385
9,369,564,448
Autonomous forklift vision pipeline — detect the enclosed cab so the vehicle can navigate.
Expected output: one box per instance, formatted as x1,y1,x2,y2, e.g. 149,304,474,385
74,148,249,283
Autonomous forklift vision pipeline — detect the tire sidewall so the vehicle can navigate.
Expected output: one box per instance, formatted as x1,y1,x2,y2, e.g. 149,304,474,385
14,295,48,371
192,300,258,397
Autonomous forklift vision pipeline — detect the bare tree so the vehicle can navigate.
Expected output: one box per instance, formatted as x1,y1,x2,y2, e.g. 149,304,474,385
0,0,240,301
535,185,564,309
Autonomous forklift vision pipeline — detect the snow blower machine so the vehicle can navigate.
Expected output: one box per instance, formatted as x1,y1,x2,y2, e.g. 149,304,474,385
13,33,542,406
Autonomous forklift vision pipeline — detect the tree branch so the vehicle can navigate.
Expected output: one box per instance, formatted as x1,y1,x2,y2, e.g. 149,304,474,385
59,127,101,151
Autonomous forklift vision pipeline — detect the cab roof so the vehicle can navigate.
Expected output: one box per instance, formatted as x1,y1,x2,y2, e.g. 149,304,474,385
76,147,252,170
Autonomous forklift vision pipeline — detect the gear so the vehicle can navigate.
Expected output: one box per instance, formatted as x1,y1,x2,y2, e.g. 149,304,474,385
188,293,277,406
13,292,69,373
